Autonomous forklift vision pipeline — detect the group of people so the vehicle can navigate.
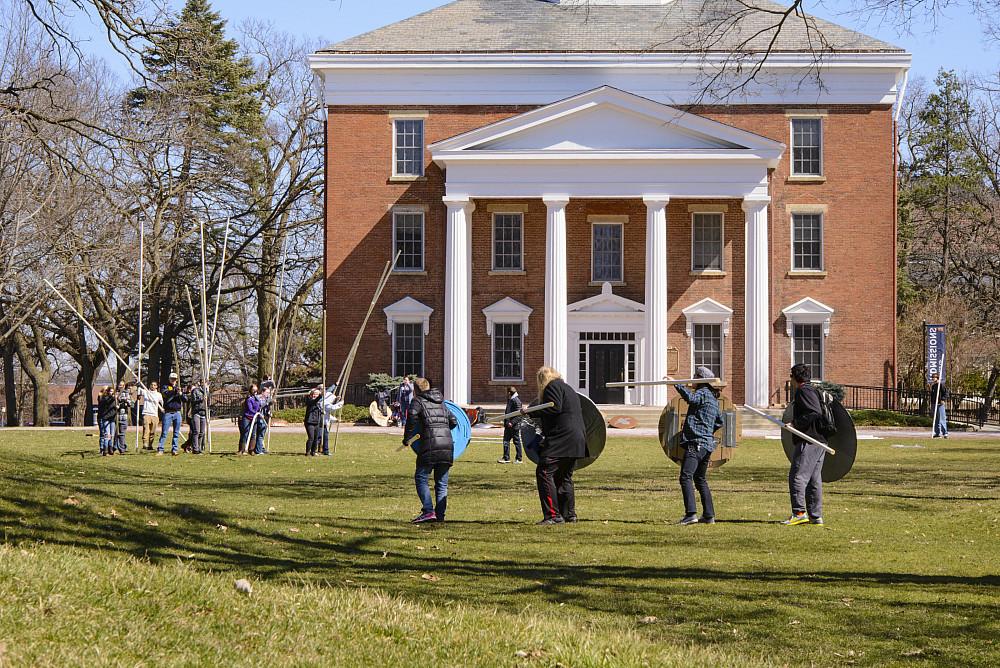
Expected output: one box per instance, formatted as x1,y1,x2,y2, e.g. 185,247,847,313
402,363,833,527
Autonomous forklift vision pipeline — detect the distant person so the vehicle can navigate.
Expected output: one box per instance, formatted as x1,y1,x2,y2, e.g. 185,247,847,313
113,381,132,454
498,386,523,464
253,386,272,455
304,385,324,456
781,364,828,526
138,382,163,450
673,367,723,526
403,377,456,523
398,377,414,429
237,383,260,455
97,386,117,456
929,373,949,439
530,367,586,525
186,380,208,454
261,375,276,392
157,372,184,456
321,384,344,456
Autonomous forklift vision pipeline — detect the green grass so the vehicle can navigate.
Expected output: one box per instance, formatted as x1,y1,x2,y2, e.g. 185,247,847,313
1,430,997,667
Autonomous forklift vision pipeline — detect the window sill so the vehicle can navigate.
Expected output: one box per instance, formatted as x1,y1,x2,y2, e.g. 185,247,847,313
690,270,727,278
488,270,526,276
786,270,827,278
787,175,826,183
392,270,427,276
589,280,626,287
389,175,426,183
489,380,526,386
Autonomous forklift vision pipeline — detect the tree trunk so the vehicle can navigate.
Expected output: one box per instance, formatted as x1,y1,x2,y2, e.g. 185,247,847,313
69,354,97,427
979,366,999,427
12,330,51,427
1,339,19,427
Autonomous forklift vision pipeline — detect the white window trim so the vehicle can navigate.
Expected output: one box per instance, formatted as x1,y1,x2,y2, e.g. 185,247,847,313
390,115,426,179
391,207,425,273
590,220,625,284
789,116,824,178
682,298,733,378
782,297,834,337
391,322,425,378
491,211,525,272
690,211,725,272
790,323,826,382
483,297,532,382
490,322,525,382
384,296,433,378
789,209,825,273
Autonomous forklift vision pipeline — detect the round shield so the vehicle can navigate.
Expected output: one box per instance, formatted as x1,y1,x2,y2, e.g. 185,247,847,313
409,400,472,459
608,415,639,430
657,395,739,469
520,392,607,470
780,400,857,483
369,400,391,427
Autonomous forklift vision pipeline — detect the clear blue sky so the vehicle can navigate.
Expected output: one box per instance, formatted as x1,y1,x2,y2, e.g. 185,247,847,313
75,0,994,84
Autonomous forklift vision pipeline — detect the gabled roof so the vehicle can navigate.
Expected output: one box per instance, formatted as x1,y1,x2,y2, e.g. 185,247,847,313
568,282,645,314
321,0,902,55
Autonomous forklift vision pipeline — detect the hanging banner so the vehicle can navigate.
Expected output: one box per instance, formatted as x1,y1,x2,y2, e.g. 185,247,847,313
925,324,947,383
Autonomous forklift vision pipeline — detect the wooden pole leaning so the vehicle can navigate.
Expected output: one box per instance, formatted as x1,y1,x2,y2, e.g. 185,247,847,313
487,402,555,423
742,404,836,455
207,217,231,454
135,216,144,454
265,246,288,454
199,219,212,453
605,378,723,388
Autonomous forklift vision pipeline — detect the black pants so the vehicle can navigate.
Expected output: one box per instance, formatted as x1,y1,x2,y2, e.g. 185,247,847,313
536,457,576,520
502,425,523,461
306,423,323,455
679,445,715,518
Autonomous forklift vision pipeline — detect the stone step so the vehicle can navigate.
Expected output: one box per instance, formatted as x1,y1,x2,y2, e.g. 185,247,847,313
476,404,785,431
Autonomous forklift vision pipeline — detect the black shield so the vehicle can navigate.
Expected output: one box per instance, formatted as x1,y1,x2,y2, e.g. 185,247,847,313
781,400,858,483
521,392,607,470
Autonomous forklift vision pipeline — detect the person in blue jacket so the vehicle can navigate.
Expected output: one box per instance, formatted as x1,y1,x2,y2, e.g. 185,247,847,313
674,366,724,526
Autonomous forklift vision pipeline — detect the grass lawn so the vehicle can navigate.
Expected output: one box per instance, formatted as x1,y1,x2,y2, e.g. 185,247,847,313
0,429,997,667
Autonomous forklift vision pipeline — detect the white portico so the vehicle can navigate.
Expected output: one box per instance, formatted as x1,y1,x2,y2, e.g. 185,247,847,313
430,87,785,406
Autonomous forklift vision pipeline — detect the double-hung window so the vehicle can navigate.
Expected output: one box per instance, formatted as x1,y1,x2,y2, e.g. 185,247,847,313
393,118,424,177
592,222,623,283
793,323,823,380
692,324,723,378
393,322,424,377
492,213,523,271
492,323,523,381
393,210,424,272
791,117,823,177
692,212,724,271
792,213,823,271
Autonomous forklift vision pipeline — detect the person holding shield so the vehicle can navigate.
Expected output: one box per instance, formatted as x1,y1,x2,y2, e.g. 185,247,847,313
782,364,827,526
403,377,457,524
673,367,724,526
529,367,586,525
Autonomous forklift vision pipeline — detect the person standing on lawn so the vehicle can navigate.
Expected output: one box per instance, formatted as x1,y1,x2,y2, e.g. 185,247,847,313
97,386,117,456
113,381,133,454
157,372,184,456
530,367,586,525
673,367,724,526
185,380,208,454
304,385,324,456
398,377,414,429
498,386,523,464
403,377,457,523
237,383,260,455
782,364,828,526
929,373,950,439
138,382,163,450
252,386,272,455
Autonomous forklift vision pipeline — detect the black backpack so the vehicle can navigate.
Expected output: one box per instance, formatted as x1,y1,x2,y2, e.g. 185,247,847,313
817,389,838,438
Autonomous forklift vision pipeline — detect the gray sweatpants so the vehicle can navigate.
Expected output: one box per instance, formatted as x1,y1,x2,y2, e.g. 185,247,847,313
189,414,206,453
788,442,825,518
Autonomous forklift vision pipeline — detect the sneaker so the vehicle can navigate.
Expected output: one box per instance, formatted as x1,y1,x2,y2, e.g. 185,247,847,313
564,516,578,523
809,517,824,525
171,451,179,457
698,516,716,524
411,511,437,524
497,458,511,464
155,451,164,457
514,459,523,464
536,517,565,525
781,513,809,525
678,515,699,526
932,435,940,438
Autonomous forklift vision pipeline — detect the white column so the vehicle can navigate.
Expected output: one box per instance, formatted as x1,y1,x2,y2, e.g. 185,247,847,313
743,196,771,407
443,196,474,404
643,196,670,406
543,196,570,377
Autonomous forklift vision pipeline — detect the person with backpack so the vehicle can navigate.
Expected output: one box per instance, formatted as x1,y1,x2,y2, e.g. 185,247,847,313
673,367,724,526
928,373,950,439
781,364,829,526
403,377,457,523
237,383,260,455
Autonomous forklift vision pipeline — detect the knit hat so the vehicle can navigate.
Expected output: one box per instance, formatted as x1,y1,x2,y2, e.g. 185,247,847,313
695,366,715,380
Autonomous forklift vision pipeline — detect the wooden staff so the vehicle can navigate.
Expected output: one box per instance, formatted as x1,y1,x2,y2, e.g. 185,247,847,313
742,404,836,455
135,215,144,454
198,219,212,453
606,378,723,388
206,217,231,454
487,402,555,423
184,285,205,382
264,245,288,454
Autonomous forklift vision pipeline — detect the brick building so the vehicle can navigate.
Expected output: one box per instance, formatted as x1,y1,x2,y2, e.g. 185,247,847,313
309,0,911,407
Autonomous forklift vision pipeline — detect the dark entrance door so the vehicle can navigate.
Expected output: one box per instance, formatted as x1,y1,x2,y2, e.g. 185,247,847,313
588,344,625,404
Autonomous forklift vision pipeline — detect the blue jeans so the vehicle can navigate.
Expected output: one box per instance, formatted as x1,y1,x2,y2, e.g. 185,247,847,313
254,418,267,454
679,445,714,518
158,411,182,453
934,404,949,436
99,419,115,454
415,463,450,519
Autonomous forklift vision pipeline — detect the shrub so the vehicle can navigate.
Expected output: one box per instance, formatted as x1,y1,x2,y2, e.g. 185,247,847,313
817,381,845,402
366,373,405,393
850,410,932,427
273,405,370,424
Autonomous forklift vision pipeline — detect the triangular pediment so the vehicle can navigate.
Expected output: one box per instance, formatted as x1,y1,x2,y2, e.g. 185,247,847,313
782,297,834,318
568,282,645,314
431,86,785,160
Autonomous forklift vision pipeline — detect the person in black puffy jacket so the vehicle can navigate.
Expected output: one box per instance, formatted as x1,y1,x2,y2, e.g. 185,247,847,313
304,386,324,456
403,378,457,523
530,367,586,525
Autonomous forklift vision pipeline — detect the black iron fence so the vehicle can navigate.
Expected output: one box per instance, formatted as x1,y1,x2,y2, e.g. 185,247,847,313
830,384,999,428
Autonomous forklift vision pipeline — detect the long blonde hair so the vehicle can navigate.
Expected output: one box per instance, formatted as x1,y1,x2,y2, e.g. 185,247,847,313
536,366,562,398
